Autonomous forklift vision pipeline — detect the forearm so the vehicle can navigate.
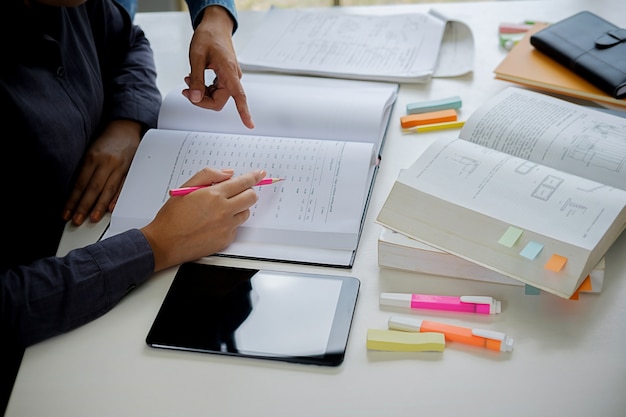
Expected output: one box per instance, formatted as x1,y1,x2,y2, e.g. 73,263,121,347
1,230,154,347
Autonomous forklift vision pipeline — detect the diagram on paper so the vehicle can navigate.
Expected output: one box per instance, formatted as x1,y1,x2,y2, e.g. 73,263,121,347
567,122,626,173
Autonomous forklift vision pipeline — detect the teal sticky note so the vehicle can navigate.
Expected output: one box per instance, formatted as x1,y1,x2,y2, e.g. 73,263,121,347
520,241,544,260
498,226,523,248
524,285,541,295
406,96,462,114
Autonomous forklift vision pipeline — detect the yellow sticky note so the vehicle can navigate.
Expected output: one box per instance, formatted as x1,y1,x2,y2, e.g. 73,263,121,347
545,254,568,272
498,226,523,248
366,329,445,352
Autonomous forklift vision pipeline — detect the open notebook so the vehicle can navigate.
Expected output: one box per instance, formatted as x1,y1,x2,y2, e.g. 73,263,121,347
101,73,398,267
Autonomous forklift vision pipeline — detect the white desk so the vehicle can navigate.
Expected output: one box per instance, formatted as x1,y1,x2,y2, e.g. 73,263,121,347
7,2,626,416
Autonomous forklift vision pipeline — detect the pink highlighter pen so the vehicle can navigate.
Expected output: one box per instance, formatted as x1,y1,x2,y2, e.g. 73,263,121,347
380,293,501,315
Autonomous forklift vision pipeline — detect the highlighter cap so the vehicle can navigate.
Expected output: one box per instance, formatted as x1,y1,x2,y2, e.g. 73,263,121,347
388,316,423,332
379,293,412,308
460,296,502,314
472,328,514,352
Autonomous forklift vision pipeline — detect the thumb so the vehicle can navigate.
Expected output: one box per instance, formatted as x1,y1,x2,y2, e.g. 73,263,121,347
187,58,208,104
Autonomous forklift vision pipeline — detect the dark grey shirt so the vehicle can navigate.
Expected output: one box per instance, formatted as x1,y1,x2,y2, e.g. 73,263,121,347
0,0,239,411
0,1,161,409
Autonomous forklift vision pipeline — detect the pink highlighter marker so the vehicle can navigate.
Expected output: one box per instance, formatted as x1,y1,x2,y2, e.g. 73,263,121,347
380,293,501,315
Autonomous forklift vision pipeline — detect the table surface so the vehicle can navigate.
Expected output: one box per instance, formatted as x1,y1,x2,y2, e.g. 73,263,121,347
7,2,626,416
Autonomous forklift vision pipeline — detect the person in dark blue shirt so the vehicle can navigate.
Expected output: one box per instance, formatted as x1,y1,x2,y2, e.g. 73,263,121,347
0,0,262,414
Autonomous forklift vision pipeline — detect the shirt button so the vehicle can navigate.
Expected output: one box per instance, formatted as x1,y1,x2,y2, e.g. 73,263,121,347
56,66,65,77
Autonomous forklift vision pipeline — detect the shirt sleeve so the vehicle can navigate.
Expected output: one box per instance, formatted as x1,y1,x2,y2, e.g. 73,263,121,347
0,230,155,347
185,0,238,32
94,0,163,130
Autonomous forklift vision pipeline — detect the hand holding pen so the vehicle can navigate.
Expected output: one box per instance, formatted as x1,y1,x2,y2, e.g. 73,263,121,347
141,168,266,272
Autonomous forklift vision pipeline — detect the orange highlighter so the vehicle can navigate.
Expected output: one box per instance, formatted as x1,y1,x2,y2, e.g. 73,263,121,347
400,109,457,129
388,316,514,352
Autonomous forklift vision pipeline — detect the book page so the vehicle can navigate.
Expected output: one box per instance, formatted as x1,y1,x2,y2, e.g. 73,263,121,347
459,87,626,190
237,9,445,82
430,9,474,78
157,73,398,149
104,129,376,251
400,137,626,249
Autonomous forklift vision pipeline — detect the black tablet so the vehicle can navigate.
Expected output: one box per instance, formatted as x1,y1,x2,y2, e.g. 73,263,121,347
146,263,360,366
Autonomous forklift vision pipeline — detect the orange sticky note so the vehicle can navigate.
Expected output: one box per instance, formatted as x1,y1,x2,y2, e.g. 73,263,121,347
569,276,593,300
545,254,567,272
578,275,593,292
400,109,457,129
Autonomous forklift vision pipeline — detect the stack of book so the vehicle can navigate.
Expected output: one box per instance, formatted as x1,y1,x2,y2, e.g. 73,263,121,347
493,22,626,109
377,227,605,296
375,87,626,299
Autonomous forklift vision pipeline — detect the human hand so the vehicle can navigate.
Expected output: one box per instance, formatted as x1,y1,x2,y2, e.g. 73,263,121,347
182,5,254,129
141,168,265,272
62,119,142,226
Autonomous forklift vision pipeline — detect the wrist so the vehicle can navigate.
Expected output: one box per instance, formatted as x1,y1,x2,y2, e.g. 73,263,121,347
199,5,235,34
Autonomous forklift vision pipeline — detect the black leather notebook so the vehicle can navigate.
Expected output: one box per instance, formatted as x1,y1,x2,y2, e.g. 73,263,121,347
530,11,626,99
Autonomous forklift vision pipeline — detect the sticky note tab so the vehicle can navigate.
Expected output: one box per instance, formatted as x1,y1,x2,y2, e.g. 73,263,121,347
570,276,593,300
524,285,541,295
366,329,445,352
498,226,523,248
578,276,593,292
406,96,462,114
545,254,568,272
498,22,533,33
400,109,457,129
520,241,544,260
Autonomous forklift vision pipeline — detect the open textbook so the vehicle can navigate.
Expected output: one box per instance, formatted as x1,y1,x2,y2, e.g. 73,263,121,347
377,87,626,299
102,73,398,267
237,8,473,83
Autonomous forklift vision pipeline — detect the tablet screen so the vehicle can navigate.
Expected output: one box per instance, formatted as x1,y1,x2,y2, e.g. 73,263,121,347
146,263,360,366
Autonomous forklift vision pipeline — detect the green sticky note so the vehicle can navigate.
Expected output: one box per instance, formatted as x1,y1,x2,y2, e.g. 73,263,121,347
498,226,523,248
520,241,544,260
